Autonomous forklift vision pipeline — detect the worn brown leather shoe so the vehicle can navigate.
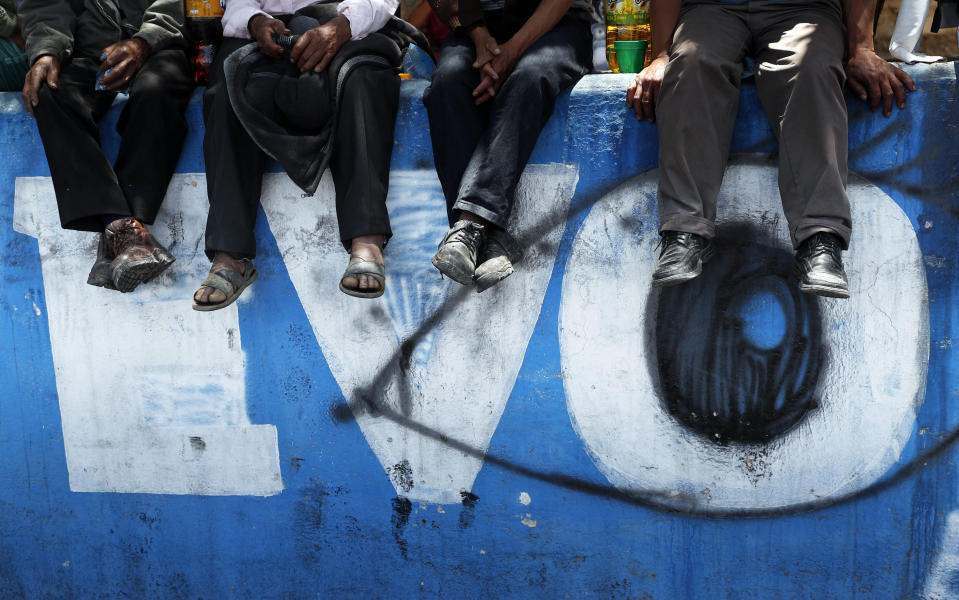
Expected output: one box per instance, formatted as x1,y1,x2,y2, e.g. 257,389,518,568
104,218,175,293
86,233,117,290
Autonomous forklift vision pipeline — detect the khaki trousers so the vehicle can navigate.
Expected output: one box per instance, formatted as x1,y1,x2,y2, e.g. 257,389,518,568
656,0,852,249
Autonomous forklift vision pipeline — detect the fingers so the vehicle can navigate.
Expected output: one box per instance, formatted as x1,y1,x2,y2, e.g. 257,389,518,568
45,60,59,90
22,72,40,117
846,76,867,103
299,44,325,71
480,62,498,82
314,48,335,73
896,68,916,92
867,78,881,112
472,75,495,104
289,31,313,63
880,79,894,116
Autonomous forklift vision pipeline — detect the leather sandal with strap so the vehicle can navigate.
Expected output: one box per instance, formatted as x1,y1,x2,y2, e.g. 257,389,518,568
339,257,385,299
192,259,258,312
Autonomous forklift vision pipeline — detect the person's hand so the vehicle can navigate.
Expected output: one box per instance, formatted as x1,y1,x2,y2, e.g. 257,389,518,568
97,38,151,90
289,15,352,73
21,55,59,117
626,54,668,122
469,26,501,87
845,47,915,117
249,14,291,59
472,37,522,105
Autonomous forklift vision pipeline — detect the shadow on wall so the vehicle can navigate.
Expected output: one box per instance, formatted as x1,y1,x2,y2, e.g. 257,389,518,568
652,224,824,444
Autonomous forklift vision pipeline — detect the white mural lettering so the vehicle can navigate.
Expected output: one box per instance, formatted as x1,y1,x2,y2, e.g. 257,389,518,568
559,158,928,510
261,166,578,504
14,176,283,496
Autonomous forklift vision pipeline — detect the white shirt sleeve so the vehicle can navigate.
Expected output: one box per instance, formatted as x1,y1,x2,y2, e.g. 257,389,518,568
337,0,400,40
222,0,270,39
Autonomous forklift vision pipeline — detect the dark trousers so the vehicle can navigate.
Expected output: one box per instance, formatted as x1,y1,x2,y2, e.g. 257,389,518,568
423,14,591,228
656,0,851,249
33,49,193,232
203,37,399,259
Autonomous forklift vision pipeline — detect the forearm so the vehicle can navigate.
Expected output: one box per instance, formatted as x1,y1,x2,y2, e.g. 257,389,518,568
510,0,574,54
843,0,877,54
427,0,484,30
18,0,75,64
649,0,681,58
135,0,185,51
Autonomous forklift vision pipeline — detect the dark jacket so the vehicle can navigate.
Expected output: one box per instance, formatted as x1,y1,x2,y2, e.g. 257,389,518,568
225,2,430,195
18,0,186,65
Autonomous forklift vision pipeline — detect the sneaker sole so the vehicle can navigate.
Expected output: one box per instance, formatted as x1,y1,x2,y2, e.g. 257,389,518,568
432,255,475,286
113,256,175,293
798,281,850,299
651,246,713,288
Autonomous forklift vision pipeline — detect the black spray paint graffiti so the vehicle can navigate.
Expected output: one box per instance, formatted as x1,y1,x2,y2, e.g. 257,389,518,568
328,173,957,520
653,225,824,444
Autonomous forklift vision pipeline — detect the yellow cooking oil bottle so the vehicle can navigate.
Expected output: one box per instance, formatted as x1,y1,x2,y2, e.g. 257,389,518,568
184,0,225,85
605,0,651,72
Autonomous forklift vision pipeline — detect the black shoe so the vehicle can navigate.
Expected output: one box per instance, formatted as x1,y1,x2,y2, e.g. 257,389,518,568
651,231,714,288
796,232,849,299
86,233,117,290
432,220,486,285
474,228,523,293
104,217,176,293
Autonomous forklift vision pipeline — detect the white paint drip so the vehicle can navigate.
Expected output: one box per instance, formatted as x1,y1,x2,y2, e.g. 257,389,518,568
559,159,928,510
13,175,283,496
261,166,578,504
519,492,531,505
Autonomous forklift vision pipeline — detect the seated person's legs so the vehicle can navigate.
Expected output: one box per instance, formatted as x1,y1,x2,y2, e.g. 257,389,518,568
430,15,591,291
30,57,177,292
753,7,850,298
649,4,749,288
194,38,266,310
329,62,400,299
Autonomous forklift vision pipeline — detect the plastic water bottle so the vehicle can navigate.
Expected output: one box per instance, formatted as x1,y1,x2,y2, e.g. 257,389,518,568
184,0,224,85
605,0,650,72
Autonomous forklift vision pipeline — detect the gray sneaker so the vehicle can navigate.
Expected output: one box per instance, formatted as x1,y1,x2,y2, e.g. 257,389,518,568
474,228,523,293
432,220,486,285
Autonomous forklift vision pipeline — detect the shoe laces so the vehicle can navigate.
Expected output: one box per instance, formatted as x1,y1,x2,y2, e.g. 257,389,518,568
803,233,841,258
655,231,694,255
446,222,483,254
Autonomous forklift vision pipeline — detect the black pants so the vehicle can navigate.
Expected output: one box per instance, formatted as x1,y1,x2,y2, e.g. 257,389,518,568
33,49,193,232
422,13,591,228
203,37,399,259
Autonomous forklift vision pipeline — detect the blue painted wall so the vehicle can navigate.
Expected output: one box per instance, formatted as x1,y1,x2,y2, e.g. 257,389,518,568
0,62,957,599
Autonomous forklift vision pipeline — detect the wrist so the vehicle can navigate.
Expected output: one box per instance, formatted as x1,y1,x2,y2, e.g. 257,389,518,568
248,13,270,37
468,24,489,45
333,15,352,42
130,36,152,56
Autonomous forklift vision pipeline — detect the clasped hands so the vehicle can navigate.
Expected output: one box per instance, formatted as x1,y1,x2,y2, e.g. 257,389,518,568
469,26,521,105
249,13,352,73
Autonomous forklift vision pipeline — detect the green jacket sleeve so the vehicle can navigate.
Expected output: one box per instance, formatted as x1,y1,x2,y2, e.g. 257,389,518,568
133,0,185,51
19,0,76,65
0,0,18,39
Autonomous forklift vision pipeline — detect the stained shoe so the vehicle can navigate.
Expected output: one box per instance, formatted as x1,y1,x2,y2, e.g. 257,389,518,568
104,217,176,293
474,228,523,293
795,232,849,299
86,233,117,290
651,230,714,288
432,219,485,285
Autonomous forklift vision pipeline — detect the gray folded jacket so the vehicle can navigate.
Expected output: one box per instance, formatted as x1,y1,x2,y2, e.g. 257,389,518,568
224,3,430,195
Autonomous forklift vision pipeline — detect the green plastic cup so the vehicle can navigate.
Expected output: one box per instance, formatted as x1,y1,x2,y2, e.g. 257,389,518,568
614,40,648,74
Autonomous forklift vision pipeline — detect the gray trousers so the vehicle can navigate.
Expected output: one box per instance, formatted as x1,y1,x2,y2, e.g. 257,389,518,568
656,0,851,249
